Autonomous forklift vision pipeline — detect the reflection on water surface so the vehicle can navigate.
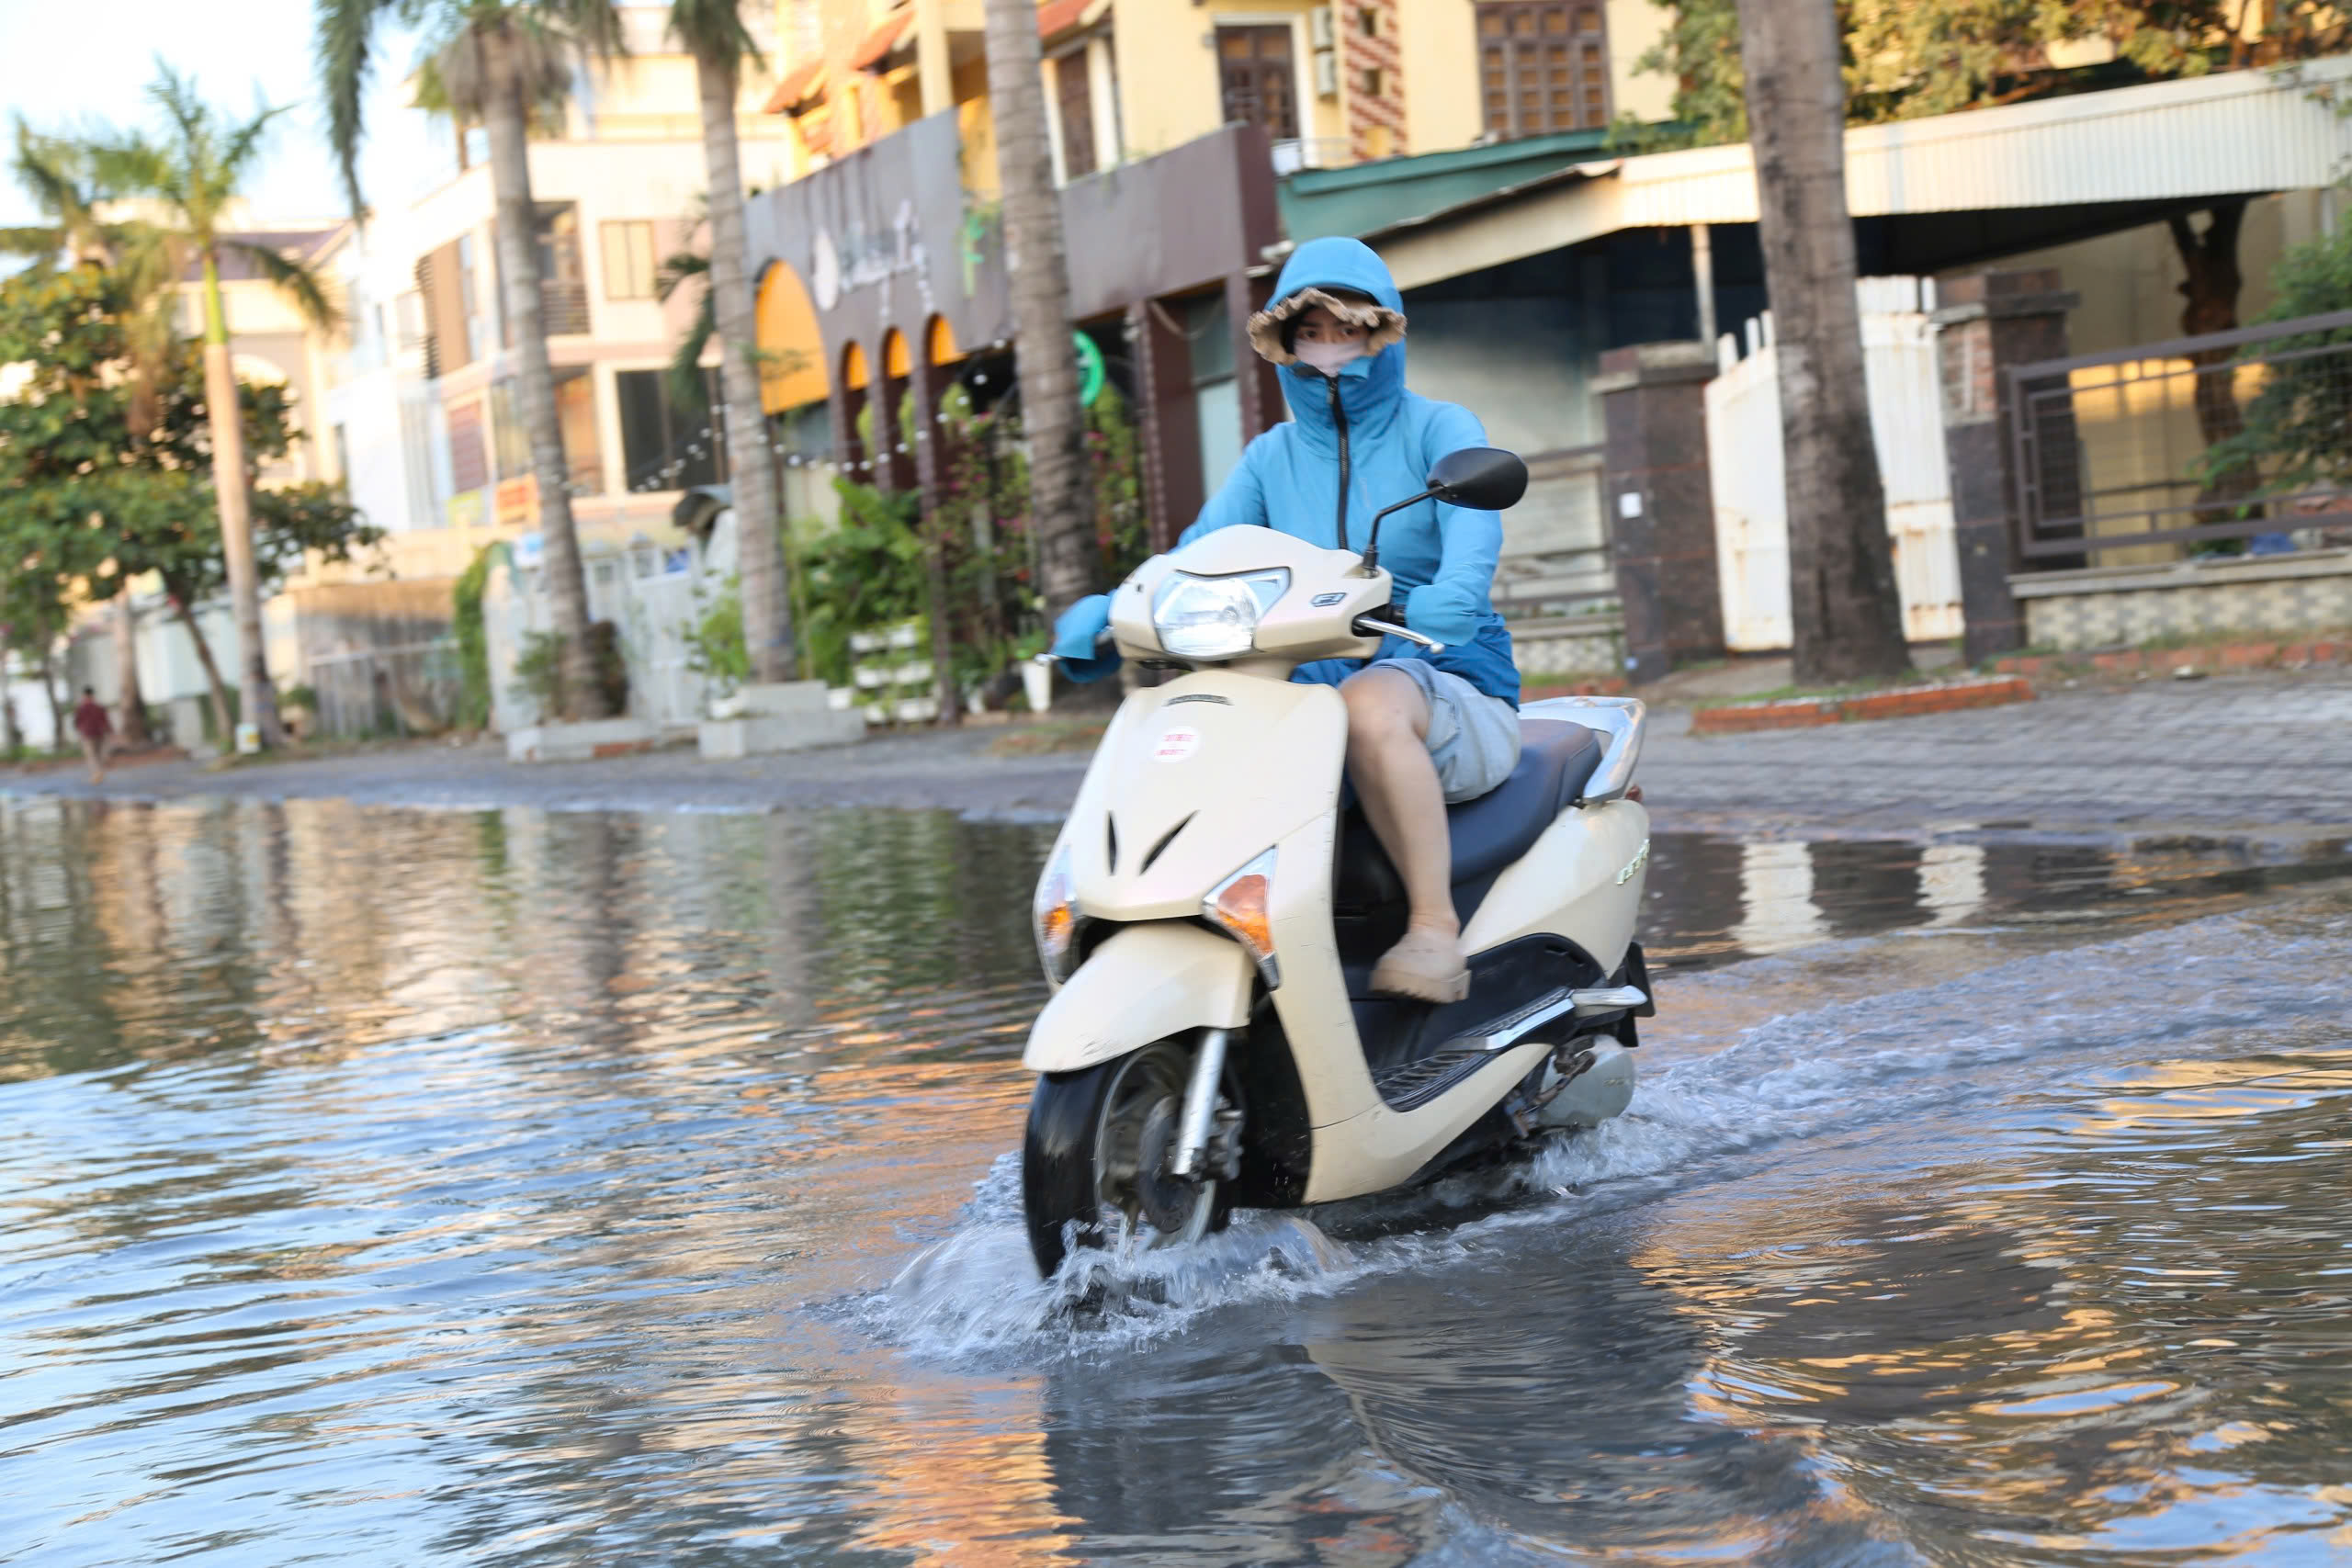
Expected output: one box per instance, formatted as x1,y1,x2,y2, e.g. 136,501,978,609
2,795,2347,1566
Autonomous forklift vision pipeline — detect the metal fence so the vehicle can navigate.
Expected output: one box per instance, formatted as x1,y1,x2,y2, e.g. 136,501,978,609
307,640,464,740
2010,308,2352,562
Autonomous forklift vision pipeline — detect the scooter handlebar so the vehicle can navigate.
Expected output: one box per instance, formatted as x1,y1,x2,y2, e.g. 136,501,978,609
1353,615,1444,654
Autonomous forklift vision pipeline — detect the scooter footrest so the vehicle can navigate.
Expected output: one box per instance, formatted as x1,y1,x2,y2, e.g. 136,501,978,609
1370,1048,1493,1111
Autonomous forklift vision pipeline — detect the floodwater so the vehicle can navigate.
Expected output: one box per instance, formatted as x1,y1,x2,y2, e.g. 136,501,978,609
3,795,2348,1567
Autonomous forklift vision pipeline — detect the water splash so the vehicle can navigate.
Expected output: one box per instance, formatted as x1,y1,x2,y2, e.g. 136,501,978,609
868,905,2352,1365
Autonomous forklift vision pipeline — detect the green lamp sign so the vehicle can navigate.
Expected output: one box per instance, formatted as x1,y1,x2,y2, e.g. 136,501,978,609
1073,330,1105,408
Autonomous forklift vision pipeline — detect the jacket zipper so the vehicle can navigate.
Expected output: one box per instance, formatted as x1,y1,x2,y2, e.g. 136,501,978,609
1327,375,1351,552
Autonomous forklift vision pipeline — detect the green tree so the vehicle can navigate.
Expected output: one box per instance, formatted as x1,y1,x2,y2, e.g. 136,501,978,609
321,0,627,720
2197,221,2352,503
104,63,342,750
664,0,797,688
1628,0,2349,149
0,265,379,747
6,121,178,744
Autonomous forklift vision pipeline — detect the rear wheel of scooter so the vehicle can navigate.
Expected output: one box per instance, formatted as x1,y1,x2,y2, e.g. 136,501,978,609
1023,1041,1232,1278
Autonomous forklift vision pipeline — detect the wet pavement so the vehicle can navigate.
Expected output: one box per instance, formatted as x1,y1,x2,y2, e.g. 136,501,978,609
4,793,2349,1566
9,670,2352,856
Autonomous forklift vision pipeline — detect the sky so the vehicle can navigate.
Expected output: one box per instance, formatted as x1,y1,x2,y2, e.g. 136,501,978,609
0,0,446,231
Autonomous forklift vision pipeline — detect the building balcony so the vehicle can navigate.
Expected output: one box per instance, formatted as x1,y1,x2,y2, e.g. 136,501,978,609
543,279,591,337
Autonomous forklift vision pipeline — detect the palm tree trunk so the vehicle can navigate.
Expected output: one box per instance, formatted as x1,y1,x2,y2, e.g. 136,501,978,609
482,22,607,720
199,249,286,747
979,0,1098,631
695,48,797,685
167,584,236,748
113,592,152,746
1734,0,1912,686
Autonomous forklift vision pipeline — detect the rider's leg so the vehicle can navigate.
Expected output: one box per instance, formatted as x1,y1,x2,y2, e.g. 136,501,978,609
1342,666,1468,1002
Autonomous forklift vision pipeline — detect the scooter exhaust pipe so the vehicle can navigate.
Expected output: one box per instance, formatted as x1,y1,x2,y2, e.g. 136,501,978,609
1169,1027,1230,1180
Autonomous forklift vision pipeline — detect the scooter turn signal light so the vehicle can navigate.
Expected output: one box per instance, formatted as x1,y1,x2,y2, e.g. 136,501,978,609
1034,845,1081,982
1203,849,1280,988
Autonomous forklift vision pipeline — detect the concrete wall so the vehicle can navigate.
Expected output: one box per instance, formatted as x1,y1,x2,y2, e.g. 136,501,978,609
1604,0,1673,125
2018,552,2352,650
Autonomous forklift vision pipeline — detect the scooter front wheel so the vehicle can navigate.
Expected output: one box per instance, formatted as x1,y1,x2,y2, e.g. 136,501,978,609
1022,1040,1232,1278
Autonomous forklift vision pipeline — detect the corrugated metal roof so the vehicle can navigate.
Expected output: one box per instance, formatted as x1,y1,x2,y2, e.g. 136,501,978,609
1380,56,2352,289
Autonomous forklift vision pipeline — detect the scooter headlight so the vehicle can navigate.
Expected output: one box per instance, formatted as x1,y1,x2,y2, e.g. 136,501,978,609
1151,570,1290,660
1203,848,1280,988
1034,843,1081,984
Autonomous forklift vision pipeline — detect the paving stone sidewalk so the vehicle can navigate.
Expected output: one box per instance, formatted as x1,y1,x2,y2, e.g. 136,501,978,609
7,670,2349,851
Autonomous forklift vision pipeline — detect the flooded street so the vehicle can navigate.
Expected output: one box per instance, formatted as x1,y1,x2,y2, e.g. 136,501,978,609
3,795,2348,1566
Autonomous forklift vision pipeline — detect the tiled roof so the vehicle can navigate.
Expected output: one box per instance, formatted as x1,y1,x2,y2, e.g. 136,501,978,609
848,7,912,70
763,58,824,114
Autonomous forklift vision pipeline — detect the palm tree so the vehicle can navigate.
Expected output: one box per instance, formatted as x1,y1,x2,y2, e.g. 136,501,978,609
106,64,343,750
1732,0,1911,685
978,0,1098,670
5,122,130,268
320,0,627,720
665,0,795,685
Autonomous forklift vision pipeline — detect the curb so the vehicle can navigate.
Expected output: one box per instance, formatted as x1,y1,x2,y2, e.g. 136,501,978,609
1690,676,2034,735
1995,638,2350,680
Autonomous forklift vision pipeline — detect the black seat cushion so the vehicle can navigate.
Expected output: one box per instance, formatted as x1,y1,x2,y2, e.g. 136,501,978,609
1334,718,1604,913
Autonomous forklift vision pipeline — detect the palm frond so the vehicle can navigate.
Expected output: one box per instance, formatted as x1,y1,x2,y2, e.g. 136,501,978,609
549,0,630,62
9,118,114,260
0,226,63,261
428,15,574,122
114,222,187,311
90,134,176,209
666,280,716,412
144,60,212,177
317,0,402,216
665,0,764,73
226,239,343,332
216,100,294,196
654,247,707,303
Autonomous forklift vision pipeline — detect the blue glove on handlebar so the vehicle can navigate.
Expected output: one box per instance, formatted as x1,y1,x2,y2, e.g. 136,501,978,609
1051,594,1121,684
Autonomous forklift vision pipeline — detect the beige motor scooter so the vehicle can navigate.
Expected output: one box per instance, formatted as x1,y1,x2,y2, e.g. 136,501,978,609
1022,448,1653,1276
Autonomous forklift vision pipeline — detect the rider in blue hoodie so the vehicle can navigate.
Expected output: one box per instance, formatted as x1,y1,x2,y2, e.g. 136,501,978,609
1055,237,1520,1004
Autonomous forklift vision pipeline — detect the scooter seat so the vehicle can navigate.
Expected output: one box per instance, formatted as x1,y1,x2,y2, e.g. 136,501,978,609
1335,719,1605,913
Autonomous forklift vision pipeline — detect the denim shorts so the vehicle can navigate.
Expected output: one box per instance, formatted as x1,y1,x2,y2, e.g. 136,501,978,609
1365,657,1521,804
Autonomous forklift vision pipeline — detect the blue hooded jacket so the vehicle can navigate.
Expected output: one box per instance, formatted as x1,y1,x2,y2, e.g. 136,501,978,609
1053,236,1517,704
1183,237,1518,705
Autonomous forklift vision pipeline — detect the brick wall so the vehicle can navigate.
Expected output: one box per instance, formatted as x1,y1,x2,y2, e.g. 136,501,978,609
1344,0,1408,160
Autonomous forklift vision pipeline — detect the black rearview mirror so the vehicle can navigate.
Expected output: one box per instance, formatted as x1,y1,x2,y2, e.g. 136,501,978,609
1427,447,1528,512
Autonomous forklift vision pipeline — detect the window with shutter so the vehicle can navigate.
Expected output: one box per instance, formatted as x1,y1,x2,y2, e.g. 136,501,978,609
1476,1,1611,139
1056,51,1096,179
1217,24,1299,142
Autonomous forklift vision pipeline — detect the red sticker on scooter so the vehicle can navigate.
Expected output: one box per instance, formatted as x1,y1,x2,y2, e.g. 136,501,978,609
1153,726,1202,762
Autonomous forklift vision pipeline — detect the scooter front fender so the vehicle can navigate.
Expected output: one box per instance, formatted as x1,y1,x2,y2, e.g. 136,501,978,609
1022,920,1253,1075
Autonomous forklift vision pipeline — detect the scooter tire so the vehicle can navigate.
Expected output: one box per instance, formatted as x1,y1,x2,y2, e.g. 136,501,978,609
1023,1062,1116,1278
1022,1055,1235,1279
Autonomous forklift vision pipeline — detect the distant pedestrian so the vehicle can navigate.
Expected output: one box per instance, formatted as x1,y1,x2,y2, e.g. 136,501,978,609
74,687,112,784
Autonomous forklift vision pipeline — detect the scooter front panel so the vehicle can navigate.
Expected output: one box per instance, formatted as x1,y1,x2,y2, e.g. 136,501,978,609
1069,671,1348,925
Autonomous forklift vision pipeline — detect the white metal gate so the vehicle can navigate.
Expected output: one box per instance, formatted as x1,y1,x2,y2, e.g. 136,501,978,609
482,535,719,736
1704,277,1965,650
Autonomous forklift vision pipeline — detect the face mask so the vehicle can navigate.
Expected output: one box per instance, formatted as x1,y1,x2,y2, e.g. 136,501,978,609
1294,338,1364,376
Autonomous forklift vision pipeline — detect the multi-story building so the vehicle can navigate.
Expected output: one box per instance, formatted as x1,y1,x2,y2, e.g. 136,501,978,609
313,4,795,592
